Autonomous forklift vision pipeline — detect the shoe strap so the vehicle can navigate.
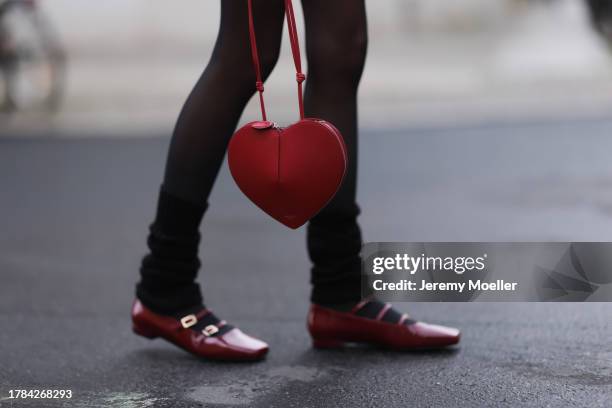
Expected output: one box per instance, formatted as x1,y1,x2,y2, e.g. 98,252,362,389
352,299,417,326
375,303,392,321
177,309,211,330
350,296,374,314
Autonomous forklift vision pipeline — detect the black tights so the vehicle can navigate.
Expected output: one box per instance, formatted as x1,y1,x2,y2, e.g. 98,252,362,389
137,0,368,313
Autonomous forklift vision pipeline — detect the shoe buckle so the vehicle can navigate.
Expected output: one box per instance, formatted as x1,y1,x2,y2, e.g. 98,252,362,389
180,314,197,329
202,324,219,337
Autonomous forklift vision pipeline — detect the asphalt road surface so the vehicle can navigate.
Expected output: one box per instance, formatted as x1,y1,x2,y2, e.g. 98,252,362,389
2,117,612,407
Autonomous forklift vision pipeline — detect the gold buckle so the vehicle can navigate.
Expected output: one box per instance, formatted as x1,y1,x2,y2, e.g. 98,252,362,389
180,314,197,329
202,324,219,337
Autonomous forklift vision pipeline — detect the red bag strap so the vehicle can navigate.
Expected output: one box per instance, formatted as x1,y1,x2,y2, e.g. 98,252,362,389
247,0,267,121
283,0,306,120
247,0,305,121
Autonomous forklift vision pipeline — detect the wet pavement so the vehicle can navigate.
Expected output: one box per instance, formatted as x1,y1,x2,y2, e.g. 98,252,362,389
2,116,612,407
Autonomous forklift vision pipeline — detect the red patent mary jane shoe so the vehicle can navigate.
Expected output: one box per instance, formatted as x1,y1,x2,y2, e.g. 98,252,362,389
307,300,460,350
131,299,268,361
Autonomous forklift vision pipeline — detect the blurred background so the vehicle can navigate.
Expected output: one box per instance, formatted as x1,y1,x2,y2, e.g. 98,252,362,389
2,0,612,133
2,1,612,407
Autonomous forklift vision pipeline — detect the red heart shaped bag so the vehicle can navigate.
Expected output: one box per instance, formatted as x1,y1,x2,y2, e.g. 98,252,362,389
228,0,347,229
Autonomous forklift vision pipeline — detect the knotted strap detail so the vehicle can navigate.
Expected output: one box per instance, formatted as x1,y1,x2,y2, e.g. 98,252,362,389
247,0,306,121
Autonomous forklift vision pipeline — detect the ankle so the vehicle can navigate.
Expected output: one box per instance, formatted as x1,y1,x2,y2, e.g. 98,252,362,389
135,283,203,316
313,301,359,312
316,299,415,325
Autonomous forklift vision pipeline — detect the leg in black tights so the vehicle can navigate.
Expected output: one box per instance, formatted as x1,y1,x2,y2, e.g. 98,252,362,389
137,0,285,314
302,0,368,307
301,2,427,324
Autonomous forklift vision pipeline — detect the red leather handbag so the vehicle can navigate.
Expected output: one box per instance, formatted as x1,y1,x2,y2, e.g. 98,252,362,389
228,0,347,229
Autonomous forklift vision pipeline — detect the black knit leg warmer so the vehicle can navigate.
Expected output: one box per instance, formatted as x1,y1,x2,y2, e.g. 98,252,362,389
307,203,363,307
136,188,207,314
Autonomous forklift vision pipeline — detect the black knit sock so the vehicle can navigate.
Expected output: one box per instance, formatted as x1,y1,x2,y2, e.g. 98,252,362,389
136,188,207,315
